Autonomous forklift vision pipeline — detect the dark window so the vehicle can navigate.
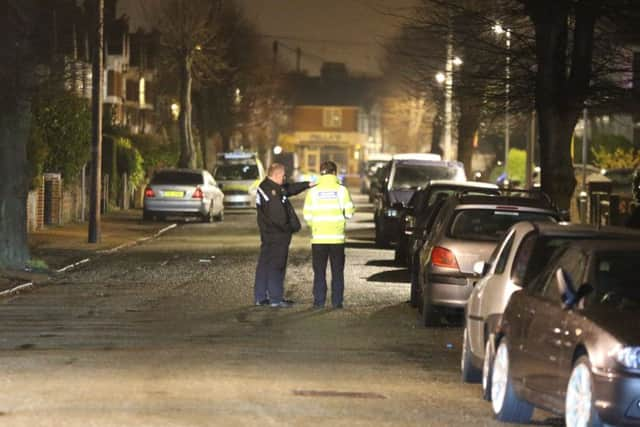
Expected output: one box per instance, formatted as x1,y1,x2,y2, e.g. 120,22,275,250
494,232,515,274
591,251,640,307
214,164,259,181
511,233,537,286
151,171,203,186
449,210,555,242
540,248,585,301
391,163,462,190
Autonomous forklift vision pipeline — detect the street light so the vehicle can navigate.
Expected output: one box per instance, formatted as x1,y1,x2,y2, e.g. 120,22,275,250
494,22,511,185
435,51,463,161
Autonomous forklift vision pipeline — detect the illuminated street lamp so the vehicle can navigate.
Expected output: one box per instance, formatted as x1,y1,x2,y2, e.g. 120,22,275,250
494,22,511,184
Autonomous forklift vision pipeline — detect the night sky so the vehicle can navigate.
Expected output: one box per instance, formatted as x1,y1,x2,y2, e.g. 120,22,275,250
119,0,416,76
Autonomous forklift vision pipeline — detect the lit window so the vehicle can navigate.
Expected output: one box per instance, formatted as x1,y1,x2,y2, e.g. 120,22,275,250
139,78,146,106
323,108,342,128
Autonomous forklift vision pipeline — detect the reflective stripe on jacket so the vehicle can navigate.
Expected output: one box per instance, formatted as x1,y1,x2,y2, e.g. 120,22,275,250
303,174,354,244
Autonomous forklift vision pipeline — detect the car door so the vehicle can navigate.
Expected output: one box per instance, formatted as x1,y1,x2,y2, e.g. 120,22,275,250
520,249,581,400
468,230,514,355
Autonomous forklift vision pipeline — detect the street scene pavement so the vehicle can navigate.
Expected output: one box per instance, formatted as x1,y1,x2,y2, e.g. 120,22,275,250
0,194,559,426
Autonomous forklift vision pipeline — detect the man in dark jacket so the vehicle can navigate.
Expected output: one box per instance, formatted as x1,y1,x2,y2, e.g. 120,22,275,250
254,163,311,308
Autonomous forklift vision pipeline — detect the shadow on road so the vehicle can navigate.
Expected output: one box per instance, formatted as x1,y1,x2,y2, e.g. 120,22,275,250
367,269,409,283
365,260,397,267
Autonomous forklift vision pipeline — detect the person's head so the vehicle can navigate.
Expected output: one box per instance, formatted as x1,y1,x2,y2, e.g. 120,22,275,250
268,163,286,185
320,161,337,176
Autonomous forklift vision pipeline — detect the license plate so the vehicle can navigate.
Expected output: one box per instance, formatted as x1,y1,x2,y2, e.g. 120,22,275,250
163,191,184,198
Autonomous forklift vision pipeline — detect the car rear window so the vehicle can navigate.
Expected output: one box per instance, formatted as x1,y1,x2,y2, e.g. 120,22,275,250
214,164,259,180
391,164,462,190
151,171,203,185
449,209,556,241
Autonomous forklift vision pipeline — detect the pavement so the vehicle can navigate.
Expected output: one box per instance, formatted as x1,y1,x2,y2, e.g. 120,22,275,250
0,209,176,295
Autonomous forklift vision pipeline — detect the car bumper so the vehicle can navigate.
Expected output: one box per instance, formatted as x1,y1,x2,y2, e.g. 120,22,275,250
427,273,474,308
592,368,640,425
224,194,254,209
144,199,208,215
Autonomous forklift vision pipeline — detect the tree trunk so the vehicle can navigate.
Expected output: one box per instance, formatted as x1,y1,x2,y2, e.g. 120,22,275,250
0,109,31,269
178,55,197,169
538,108,577,210
457,104,480,178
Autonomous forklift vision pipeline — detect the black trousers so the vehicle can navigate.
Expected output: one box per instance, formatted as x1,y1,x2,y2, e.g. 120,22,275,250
312,244,345,307
254,235,291,304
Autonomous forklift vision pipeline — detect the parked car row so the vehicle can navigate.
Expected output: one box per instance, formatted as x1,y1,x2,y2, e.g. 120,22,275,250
368,159,640,424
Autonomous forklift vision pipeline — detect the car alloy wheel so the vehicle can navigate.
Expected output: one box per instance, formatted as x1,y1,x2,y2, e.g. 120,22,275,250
482,336,495,401
491,339,533,423
565,356,603,427
461,327,481,382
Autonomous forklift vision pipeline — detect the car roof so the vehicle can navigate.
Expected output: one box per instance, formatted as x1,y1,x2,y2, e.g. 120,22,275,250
155,168,204,174
561,239,640,253
508,221,640,239
427,180,499,190
392,153,442,161
455,194,555,210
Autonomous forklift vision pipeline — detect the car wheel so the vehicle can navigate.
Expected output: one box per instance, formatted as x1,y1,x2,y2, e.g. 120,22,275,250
491,339,534,423
409,260,419,307
142,209,153,221
418,285,440,327
214,207,224,222
201,202,214,223
482,335,495,401
461,327,482,383
565,356,604,427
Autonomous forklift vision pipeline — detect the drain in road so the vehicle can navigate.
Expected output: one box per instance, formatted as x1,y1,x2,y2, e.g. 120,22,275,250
293,389,386,399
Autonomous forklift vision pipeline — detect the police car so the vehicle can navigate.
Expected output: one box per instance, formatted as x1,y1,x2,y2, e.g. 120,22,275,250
213,152,265,208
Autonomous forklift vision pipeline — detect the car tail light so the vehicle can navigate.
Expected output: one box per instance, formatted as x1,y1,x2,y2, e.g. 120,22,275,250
431,246,459,269
192,187,204,199
144,187,155,198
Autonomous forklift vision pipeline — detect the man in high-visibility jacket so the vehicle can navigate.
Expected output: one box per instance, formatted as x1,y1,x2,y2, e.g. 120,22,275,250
303,161,354,308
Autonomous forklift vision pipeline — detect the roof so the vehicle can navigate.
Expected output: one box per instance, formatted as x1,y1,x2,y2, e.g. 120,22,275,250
392,153,442,161
427,180,498,190
455,194,556,211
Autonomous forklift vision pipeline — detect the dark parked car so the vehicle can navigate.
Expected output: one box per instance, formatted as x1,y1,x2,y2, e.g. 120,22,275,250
373,154,465,247
491,240,640,427
416,194,559,326
398,180,499,266
463,221,640,398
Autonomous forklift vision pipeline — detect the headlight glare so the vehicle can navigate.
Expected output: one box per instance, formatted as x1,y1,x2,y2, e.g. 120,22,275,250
385,208,399,218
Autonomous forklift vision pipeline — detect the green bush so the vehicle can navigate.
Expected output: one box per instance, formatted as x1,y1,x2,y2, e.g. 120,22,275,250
29,89,91,187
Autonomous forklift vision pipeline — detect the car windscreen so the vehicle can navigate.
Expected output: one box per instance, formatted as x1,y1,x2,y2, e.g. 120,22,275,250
449,210,556,242
214,164,259,180
592,251,640,308
151,171,202,186
391,163,461,190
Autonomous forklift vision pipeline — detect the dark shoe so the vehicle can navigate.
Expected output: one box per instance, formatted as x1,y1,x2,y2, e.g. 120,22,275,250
312,304,325,309
270,301,293,308
333,304,343,309
255,299,270,306
282,298,295,304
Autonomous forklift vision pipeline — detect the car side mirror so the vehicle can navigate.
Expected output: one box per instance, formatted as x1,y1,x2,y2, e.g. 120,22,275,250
473,261,489,276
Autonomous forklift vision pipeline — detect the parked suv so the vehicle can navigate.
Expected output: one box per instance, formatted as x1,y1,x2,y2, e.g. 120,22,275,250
462,221,639,397
416,193,559,326
373,153,465,247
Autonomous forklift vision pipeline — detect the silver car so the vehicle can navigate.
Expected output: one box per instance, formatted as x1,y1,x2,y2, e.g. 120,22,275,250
143,169,224,222
416,194,559,327
462,221,640,398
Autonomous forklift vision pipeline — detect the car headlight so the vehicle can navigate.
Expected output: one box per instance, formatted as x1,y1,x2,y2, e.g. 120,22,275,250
616,347,640,369
385,208,399,218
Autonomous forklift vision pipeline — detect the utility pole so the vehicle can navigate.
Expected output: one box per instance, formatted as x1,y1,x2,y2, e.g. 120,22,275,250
88,0,103,243
443,30,453,161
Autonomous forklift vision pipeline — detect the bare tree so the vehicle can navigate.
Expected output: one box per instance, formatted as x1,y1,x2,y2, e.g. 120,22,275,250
156,0,227,169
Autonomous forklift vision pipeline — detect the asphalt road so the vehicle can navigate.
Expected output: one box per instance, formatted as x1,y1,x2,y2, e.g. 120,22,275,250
0,194,559,426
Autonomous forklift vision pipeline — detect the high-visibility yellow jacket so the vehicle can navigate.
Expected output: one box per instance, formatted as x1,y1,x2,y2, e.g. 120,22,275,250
303,174,354,244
